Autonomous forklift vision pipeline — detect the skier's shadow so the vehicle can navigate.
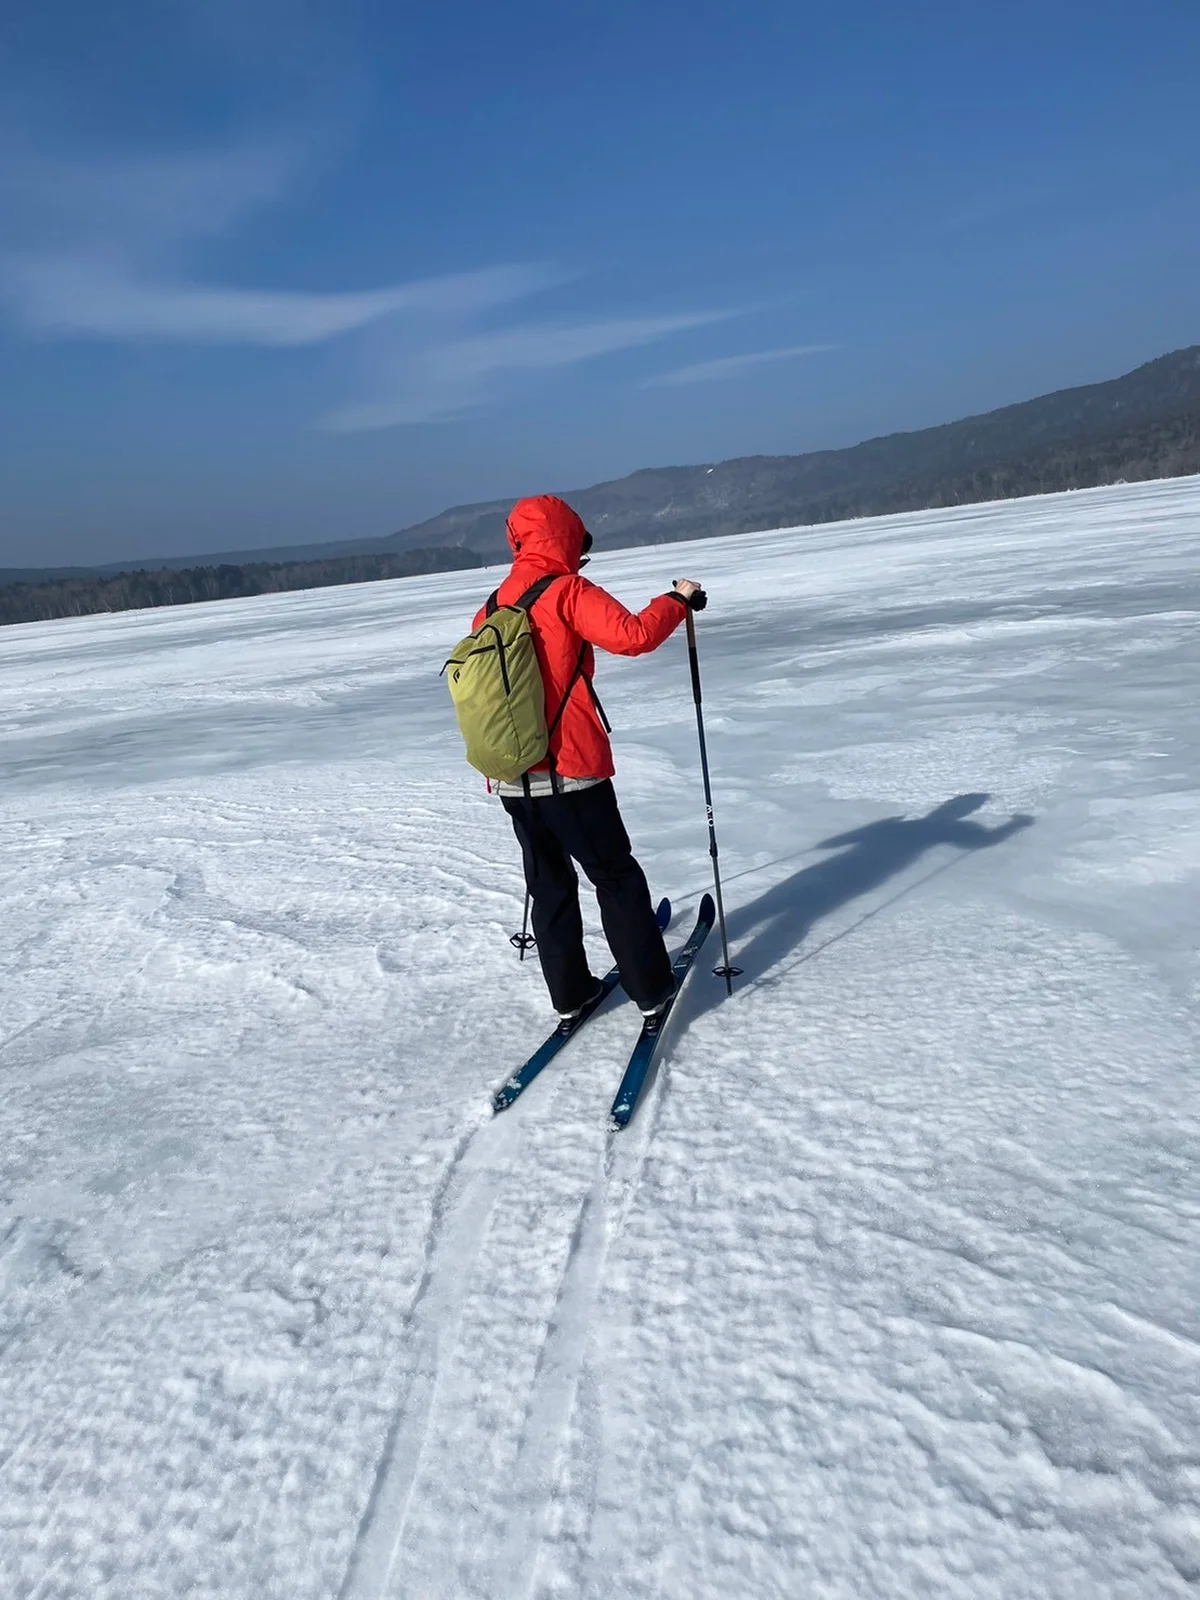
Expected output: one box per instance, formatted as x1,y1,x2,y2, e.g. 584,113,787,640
688,793,1033,1017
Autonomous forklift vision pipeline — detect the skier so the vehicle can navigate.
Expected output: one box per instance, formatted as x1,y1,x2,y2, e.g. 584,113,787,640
476,494,705,1022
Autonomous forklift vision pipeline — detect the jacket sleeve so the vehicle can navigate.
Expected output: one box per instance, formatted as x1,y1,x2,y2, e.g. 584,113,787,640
559,579,688,657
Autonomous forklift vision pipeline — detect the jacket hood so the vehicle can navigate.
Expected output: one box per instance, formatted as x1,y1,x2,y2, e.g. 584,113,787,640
505,495,588,576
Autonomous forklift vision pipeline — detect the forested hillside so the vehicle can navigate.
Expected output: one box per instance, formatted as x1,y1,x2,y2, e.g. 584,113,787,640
4,346,1199,625
381,347,1200,558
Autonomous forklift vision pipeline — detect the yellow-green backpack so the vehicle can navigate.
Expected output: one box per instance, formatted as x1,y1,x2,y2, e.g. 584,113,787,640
443,576,564,783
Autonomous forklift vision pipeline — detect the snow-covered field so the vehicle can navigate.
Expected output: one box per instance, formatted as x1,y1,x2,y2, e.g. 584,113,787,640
1,478,1198,1600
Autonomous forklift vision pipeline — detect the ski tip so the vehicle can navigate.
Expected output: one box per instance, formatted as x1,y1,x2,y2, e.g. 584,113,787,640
699,892,716,921
655,897,671,930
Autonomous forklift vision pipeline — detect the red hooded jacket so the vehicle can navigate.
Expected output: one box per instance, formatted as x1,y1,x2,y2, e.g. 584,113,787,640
471,495,688,782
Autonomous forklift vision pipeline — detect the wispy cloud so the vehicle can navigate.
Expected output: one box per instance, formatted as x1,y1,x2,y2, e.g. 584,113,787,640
0,120,740,423
0,131,563,347
0,250,559,347
325,310,735,430
644,343,836,387
0,136,299,251
938,181,1057,235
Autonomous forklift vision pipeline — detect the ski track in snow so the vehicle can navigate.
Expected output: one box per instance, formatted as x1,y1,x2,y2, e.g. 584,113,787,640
1,478,1199,1597
338,1119,501,1600
340,1012,677,1600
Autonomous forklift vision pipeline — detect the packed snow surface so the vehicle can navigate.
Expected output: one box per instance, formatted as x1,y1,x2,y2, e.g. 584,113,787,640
1,478,1198,1600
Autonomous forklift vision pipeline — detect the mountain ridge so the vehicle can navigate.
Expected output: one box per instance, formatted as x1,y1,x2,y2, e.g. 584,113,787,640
3,344,1199,587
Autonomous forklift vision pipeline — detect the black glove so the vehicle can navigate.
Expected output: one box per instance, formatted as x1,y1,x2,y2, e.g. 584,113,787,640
671,583,707,612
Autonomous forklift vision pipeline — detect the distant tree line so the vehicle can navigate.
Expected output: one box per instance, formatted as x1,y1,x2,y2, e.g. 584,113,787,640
0,547,484,628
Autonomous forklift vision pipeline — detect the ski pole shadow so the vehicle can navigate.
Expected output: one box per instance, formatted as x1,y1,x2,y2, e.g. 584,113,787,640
687,793,1033,1020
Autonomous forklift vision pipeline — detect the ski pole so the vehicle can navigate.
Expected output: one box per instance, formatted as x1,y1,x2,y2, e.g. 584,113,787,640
682,601,741,993
510,890,536,960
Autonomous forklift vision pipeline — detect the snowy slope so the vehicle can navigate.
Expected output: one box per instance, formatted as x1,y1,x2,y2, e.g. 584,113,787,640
1,478,1198,1600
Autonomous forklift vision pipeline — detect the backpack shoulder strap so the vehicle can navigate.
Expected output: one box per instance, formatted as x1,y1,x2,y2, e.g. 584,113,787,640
485,574,557,619
512,574,560,613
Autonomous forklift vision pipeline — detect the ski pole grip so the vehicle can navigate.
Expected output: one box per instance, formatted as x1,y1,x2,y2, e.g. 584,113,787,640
672,581,707,612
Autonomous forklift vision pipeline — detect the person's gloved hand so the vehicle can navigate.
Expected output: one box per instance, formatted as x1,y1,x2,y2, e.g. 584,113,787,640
672,578,707,611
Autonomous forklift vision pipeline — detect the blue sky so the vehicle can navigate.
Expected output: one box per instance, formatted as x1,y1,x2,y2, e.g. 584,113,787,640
1,0,1197,567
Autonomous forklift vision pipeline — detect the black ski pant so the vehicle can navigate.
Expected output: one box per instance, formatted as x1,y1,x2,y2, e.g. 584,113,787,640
501,780,672,1013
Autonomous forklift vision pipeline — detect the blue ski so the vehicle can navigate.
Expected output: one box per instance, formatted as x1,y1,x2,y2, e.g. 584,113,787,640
609,893,715,1129
492,898,671,1113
